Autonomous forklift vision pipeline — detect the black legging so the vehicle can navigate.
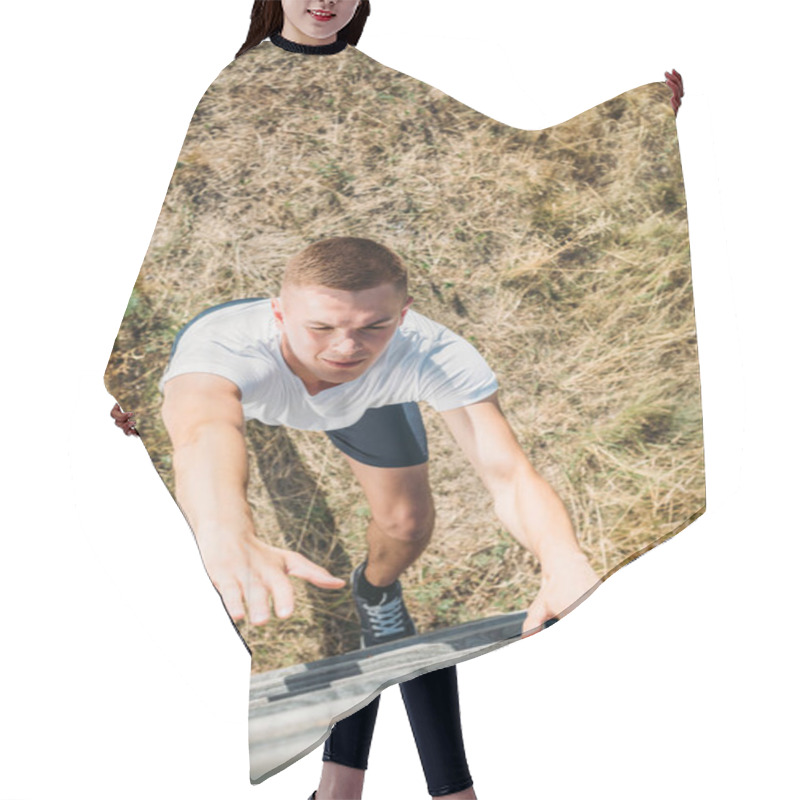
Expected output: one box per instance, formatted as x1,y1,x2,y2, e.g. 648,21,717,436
323,665,473,797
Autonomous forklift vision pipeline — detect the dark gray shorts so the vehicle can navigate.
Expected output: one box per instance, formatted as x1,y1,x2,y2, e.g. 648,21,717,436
325,403,429,468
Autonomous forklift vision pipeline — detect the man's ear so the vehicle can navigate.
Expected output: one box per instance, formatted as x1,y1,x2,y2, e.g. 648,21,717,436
271,297,284,326
400,295,413,322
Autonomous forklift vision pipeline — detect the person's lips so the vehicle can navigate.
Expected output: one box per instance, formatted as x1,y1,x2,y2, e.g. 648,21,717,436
307,9,335,22
322,357,365,369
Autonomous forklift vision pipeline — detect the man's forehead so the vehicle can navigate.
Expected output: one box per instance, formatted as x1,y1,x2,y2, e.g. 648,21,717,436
282,282,406,316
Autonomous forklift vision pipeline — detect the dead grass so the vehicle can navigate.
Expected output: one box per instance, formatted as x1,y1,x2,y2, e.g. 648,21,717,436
106,44,704,673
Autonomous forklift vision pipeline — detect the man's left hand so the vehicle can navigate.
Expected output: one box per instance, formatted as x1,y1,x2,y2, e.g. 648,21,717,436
522,554,601,635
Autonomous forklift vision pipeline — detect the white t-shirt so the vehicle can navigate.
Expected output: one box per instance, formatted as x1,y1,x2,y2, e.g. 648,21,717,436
160,299,498,431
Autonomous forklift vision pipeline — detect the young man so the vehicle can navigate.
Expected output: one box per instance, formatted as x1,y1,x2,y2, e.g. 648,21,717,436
160,237,599,643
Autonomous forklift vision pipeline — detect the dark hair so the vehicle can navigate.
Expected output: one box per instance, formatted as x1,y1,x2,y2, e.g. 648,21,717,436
236,1,371,59
283,238,408,296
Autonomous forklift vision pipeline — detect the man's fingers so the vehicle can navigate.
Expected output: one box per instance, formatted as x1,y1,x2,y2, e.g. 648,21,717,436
522,599,547,637
522,596,562,637
284,552,347,589
210,547,342,627
521,614,539,637
243,577,272,626
213,570,281,626
245,566,296,624
265,569,296,619
216,580,247,623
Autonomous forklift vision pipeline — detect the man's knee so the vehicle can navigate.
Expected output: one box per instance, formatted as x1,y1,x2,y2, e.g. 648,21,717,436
374,502,435,544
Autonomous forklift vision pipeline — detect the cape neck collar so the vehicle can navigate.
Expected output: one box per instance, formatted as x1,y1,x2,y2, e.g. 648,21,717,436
270,31,348,55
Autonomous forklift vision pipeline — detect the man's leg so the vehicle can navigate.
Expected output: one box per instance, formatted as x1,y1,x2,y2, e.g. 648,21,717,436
326,402,434,586
343,456,435,587
314,458,434,798
400,667,476,798
316,402,434,795
315,695,380,800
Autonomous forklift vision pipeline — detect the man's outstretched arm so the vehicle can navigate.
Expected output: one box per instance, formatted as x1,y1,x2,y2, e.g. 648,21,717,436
162,373,345,625
440,392,600,633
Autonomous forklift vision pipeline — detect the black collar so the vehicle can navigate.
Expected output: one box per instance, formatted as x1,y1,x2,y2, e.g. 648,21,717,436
270,32,348,55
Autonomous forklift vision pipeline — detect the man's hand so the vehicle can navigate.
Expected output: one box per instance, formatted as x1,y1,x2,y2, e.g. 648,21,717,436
197,530,347,625
162,373,346,625
522,554,601,635
441,394,602,635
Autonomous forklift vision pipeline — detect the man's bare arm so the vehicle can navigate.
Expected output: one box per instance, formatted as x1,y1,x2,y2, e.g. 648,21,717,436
162,373,252,541
440,392,600,632
162,373,345,625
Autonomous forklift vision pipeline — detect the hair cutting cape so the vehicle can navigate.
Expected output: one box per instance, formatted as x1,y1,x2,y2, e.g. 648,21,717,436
105,39,704,782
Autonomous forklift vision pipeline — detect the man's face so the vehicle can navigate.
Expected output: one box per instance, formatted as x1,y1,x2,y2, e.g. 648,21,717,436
272,282,412,389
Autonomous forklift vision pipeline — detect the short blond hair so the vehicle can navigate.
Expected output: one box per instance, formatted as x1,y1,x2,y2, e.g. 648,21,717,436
282,237,408,295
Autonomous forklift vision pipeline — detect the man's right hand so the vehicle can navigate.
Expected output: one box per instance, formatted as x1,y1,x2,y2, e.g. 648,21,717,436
197,530,347,625
162,373,346,626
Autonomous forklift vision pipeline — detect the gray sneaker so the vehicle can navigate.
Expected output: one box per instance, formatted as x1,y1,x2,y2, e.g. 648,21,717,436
351,561,417,648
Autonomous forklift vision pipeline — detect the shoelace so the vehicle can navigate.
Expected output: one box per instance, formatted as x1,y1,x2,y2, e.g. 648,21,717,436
365,594,407,638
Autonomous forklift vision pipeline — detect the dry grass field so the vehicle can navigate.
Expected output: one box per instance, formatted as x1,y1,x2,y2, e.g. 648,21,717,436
106,44,704,673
